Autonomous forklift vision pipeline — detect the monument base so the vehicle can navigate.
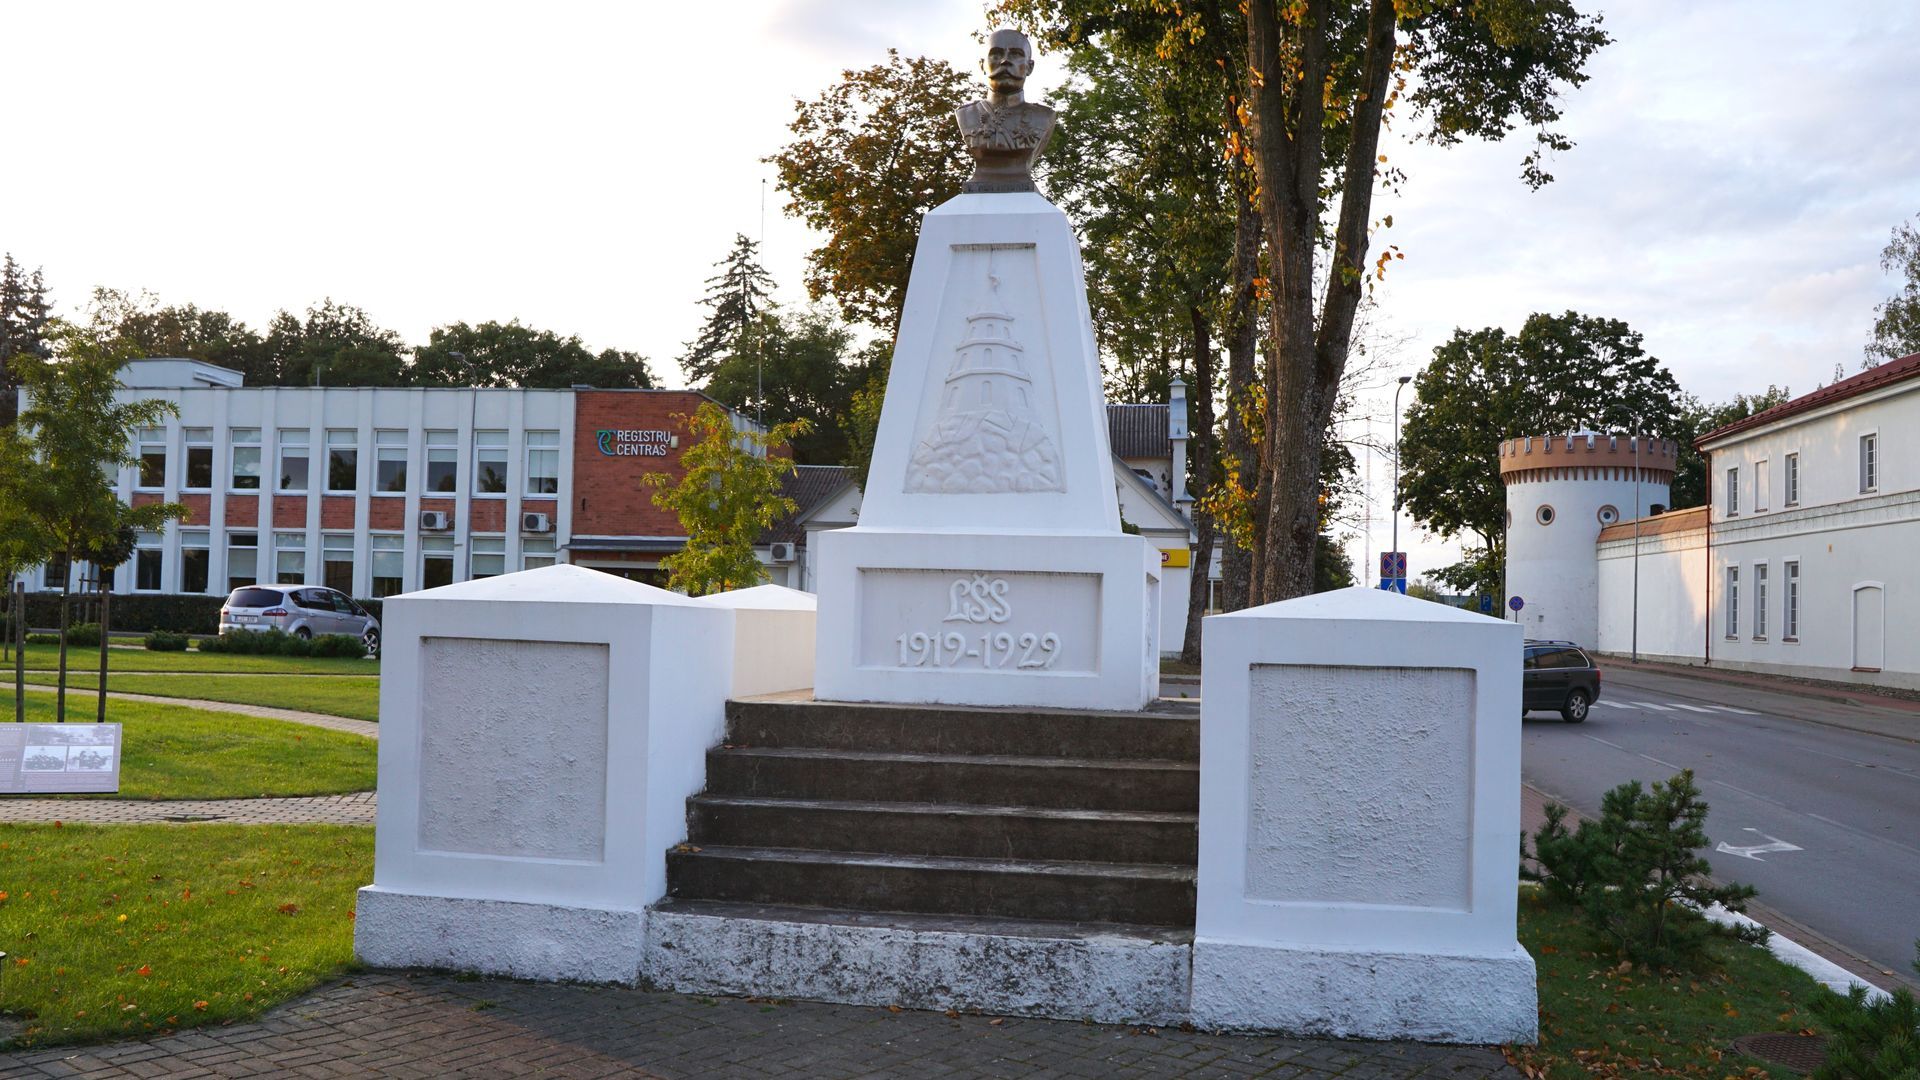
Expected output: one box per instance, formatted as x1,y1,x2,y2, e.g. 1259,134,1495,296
354,886,644,985
812,527,1160,711
1189,938,1539,1044
644,901,1189,1026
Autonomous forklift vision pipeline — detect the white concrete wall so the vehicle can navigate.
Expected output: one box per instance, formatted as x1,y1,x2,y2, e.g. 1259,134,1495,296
1191,587,1535,1043
699,584,817,697
1596,523,1708,662
354,564,734,983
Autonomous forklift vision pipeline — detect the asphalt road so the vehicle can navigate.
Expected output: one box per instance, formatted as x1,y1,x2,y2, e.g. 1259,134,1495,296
1521,663,1920,986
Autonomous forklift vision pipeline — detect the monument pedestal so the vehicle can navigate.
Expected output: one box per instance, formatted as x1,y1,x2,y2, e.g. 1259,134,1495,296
814,191,1159,710
813,527,1159,711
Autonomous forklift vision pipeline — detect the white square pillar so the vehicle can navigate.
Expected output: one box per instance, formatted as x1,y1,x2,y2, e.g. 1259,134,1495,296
1191,586,1536,1043
354,564,733,983
698,583,817,697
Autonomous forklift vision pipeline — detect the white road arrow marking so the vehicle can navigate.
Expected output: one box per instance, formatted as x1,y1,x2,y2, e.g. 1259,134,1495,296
1715,828,1803,861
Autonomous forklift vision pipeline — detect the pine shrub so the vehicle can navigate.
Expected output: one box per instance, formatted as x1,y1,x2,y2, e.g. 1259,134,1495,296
1813,944,1920,1080
1525,769,1763,968
144,631,190,652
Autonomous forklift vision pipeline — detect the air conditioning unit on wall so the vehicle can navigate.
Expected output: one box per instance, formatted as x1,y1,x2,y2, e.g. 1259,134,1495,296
419,511,450,531
522,512,553,533
769,542,796,563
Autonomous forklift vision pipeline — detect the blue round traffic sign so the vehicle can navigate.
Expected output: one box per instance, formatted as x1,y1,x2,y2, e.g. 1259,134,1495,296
1508,595,1525,612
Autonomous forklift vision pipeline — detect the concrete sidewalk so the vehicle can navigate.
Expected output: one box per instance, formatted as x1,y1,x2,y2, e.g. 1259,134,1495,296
0,970,1518,1079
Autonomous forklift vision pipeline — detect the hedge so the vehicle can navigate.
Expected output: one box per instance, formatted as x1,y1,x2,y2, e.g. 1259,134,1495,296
4,591,385,636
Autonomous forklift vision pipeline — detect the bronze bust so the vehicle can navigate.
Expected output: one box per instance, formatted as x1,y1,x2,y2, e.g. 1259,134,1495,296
956,29,1054,194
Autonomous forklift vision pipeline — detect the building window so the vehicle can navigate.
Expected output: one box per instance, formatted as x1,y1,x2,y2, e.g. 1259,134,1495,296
231,428,262,490
475,430,509,494
1725,467,1739,516
274,531,308,583
421,536,455,589
526,430,559,495
1596,504,1620,525
180,530,211,594
135,532,163,592
136,427,167,490
278,430,310,492
522,536,556,571
227,532,258,591
323,532,354,594
1784,561,1800,640
1785,452,1799,506
470,535,506,578
1755,460,1769,512
43,553,71,592
370,535,405,597
1535,504,1555,526
1754,563,1768,639
425,430,457,492
375,430,408,493
1725,566,1739,638
183,428,213,490
326,430,358,493
1859,433,1877,492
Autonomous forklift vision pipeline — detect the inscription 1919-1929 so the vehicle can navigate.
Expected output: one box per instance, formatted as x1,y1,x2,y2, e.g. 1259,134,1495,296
860,569,1097,674
896,574,1061,669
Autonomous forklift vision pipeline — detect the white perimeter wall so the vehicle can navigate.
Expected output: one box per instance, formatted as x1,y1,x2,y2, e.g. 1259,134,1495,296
1596,526,1707,662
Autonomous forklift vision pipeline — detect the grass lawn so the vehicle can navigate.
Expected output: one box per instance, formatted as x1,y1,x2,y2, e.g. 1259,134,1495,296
19,673,381,722
6,643,378,675
1511,887,1833,1078
0,824,371,1049
0,691,375,800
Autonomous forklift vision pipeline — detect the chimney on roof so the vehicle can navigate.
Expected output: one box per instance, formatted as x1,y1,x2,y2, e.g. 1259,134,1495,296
1169,378,1192,515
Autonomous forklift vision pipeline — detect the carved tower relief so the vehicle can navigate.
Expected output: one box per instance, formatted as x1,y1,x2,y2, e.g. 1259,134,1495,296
905,256,1065,494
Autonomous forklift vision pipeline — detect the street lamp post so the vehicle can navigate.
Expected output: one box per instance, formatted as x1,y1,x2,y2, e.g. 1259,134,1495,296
450,351,479,582
1390,375,1412,588
1632,424,1642,663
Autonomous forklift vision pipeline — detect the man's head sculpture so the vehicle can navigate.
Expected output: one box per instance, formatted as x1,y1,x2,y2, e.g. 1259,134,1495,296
956,28,1055,194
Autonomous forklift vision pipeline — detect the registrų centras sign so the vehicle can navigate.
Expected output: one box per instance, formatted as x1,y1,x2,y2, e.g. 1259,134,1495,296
597,429,674,457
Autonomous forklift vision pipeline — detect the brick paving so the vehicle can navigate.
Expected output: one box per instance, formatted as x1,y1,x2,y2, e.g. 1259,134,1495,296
0,970,1520,1079
0,791,375,825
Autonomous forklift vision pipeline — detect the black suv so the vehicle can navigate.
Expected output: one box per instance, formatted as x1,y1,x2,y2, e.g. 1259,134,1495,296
1523,640,1601,722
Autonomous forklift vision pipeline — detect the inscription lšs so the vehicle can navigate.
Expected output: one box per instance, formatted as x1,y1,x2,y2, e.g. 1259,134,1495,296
895,574,1062,670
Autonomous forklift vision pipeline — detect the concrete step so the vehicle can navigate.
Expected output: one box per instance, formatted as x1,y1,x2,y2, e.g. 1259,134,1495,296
687,794,1197,864
702,746,1199,813
665,845,1196,927
725,697,1198,762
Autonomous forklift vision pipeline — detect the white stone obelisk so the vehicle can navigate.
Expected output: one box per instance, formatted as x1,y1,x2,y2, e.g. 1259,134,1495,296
811,190,1160,711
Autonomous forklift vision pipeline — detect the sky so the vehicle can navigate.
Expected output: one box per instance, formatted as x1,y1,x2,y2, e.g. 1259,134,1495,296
4,1,1916,587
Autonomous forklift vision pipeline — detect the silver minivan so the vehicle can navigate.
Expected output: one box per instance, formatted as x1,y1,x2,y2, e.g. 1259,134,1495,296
220,585,380,654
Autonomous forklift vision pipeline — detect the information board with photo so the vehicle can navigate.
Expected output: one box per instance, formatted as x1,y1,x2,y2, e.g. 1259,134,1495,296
0,723,124,794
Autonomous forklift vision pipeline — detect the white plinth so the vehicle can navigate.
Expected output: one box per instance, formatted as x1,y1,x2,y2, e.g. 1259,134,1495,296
353,564,734,983
813,191,1157,709
813,527,1160,711
698,583,817,697
1192,587,1537,1043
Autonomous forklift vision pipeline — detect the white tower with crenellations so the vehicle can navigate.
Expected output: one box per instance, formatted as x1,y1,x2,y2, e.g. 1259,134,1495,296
1500,432,1677,647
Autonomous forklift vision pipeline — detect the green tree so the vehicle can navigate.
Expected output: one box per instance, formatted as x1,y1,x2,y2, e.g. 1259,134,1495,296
415,320,654,389
1234,0,1607,605
704,308,864,465
643,402,811,596
82,287,271,382
1867,214,1920,365
264,299,409,387
1,321,186,719
768,51,974,334
1,253,54,426
1669,385,1792,509
680,234,778,385
1397,312,1684,600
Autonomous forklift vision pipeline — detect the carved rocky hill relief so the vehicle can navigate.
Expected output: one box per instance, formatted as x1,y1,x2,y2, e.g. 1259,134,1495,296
905,245,1065,495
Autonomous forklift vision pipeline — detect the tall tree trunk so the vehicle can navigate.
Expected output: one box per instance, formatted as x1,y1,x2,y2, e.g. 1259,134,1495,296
1220,193,1262,612
56,575,70,722
1247,0,1397,603
1180,306,1218,666
97,583,111,723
